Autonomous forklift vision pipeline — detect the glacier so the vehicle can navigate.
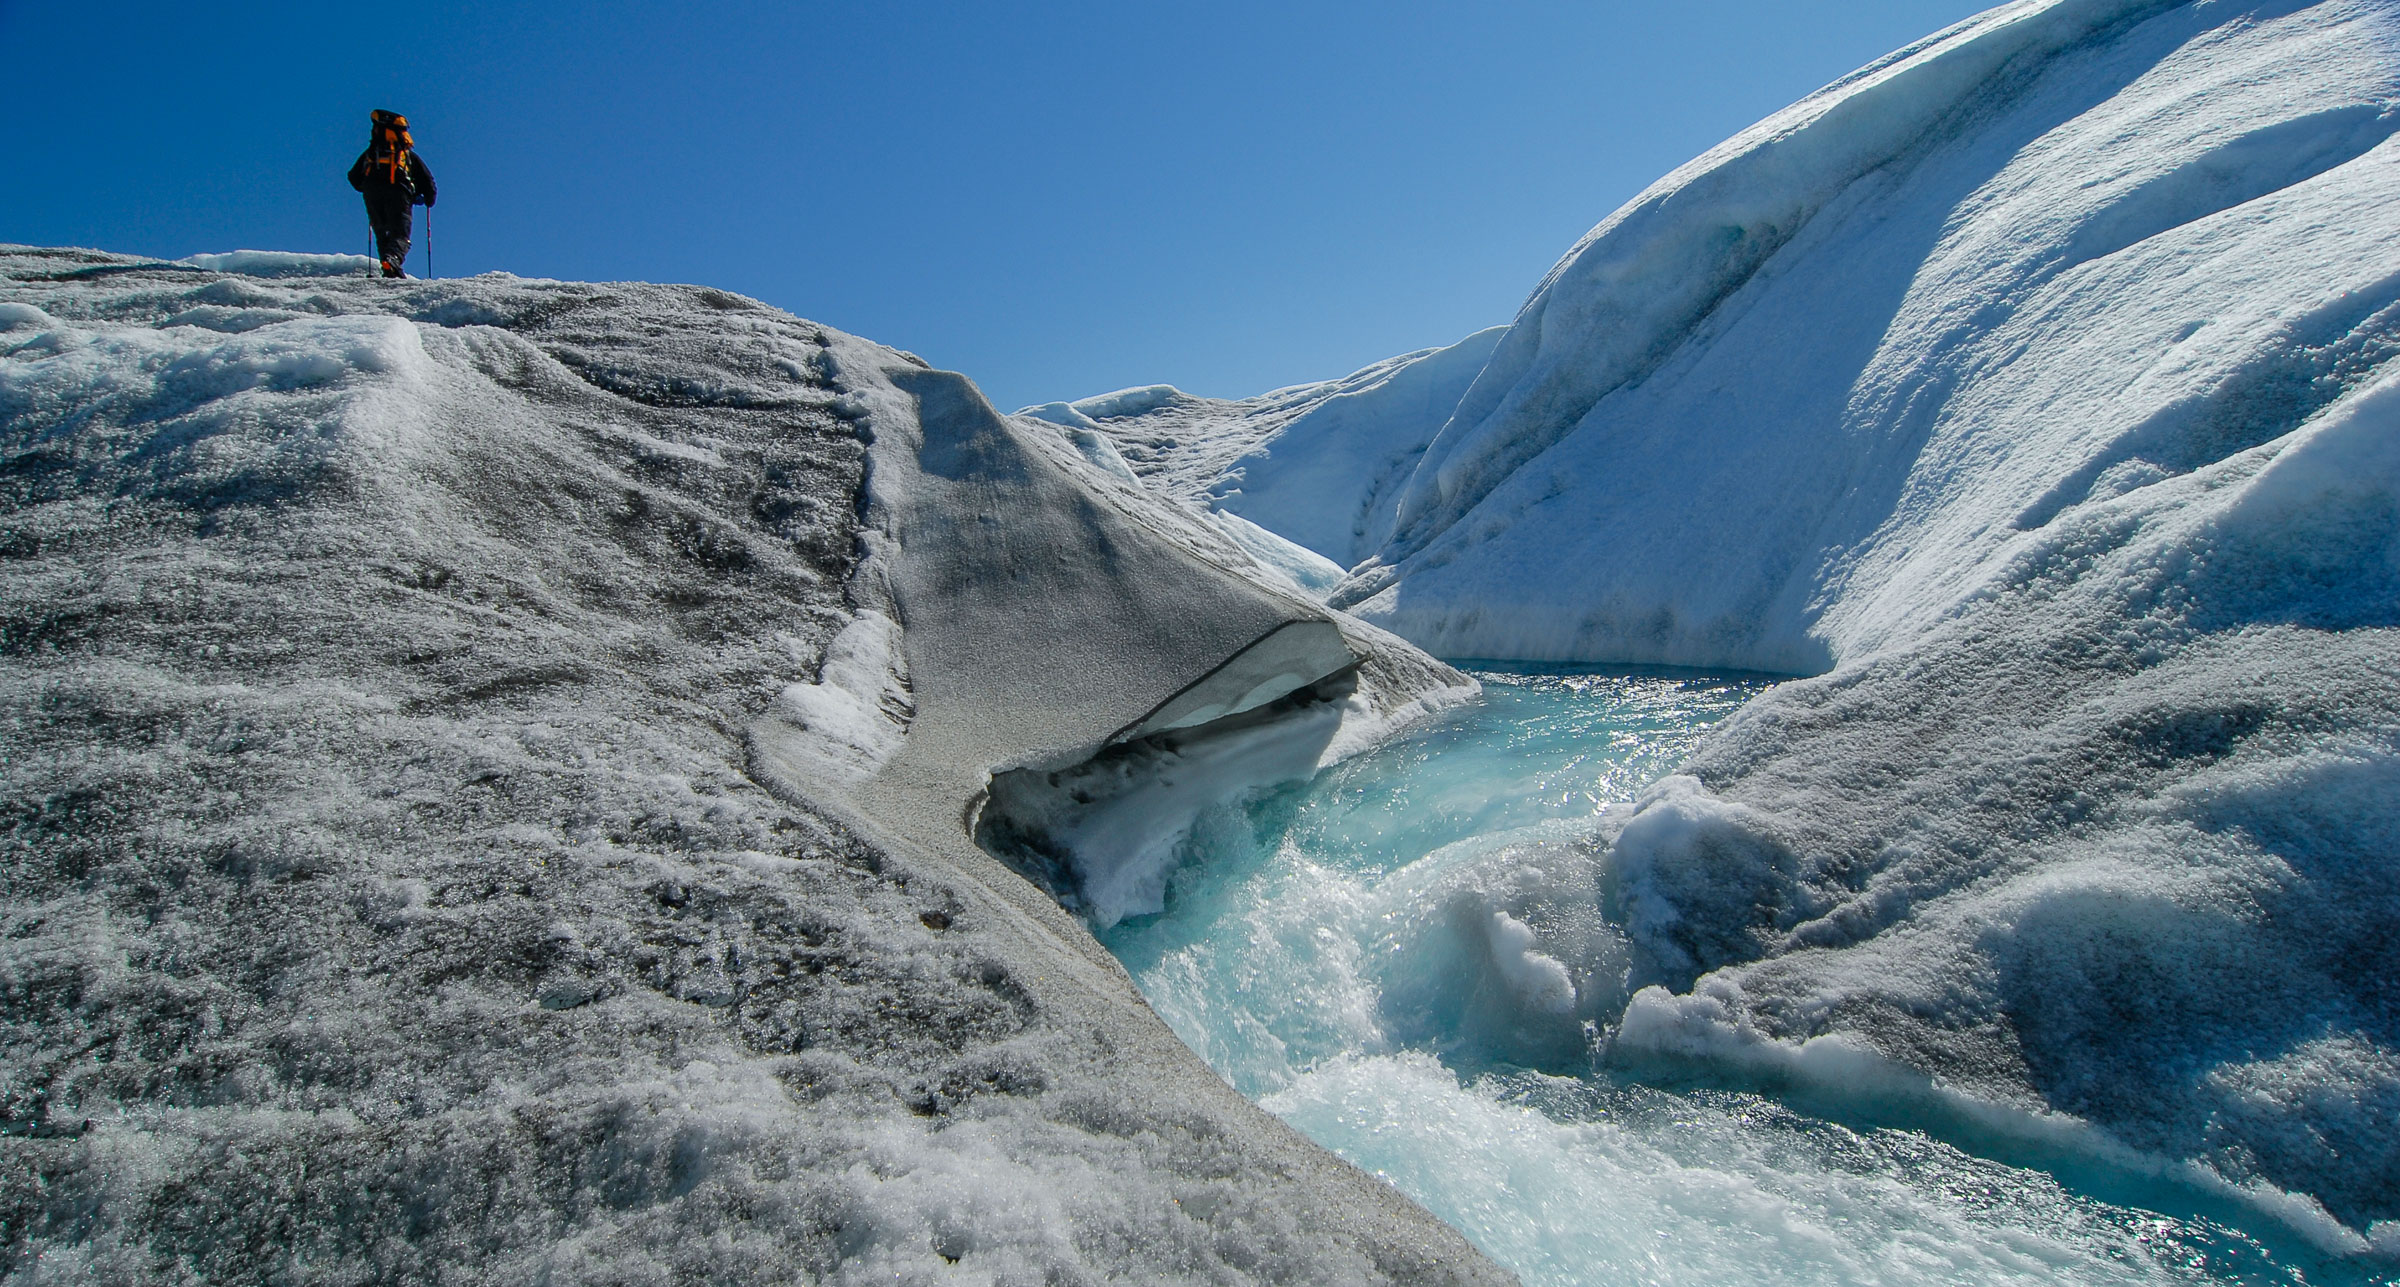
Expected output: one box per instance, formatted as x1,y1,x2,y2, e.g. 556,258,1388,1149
0,246,1501,1282
11,0,2400,1277
1054,0,2400,1257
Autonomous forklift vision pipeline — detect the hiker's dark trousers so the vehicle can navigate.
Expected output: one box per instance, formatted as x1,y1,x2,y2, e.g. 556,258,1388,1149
366,193,414,272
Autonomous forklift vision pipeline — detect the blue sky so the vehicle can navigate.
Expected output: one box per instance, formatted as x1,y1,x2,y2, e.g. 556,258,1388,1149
3,1,1990,410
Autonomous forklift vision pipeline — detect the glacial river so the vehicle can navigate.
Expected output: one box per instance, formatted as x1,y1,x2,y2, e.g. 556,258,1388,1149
1098,668,2372,1287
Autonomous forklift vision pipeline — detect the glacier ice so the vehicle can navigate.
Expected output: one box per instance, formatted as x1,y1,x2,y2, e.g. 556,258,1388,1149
0,245,1502,1283
1205,509,1351,598
1083,0,2400,673
1060,0,2400,1250
1024,328,1508,570
176,249,382,278
14,0,2400,1274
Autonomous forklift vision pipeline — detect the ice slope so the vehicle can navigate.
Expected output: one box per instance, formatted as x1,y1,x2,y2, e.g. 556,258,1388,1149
1607,359,2400,1246
1060,0,2400,1249
1020,325,1505,569
0,247,1501,1284
1083,0,2400,673
1335,0,2400,671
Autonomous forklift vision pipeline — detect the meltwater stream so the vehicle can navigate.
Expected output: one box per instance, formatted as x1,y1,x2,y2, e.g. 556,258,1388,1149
1097,668,2374,1287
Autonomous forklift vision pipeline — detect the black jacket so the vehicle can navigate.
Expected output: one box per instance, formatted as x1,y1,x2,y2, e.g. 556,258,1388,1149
349,148,436,206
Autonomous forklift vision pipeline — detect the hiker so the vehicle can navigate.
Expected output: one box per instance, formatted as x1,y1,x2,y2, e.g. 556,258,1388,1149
348,109,436,278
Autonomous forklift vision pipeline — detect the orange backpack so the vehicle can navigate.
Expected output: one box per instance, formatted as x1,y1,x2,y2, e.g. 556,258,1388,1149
369,109,416,188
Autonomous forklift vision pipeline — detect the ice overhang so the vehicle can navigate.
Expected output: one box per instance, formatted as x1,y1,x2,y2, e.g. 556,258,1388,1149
1108,619,1362,746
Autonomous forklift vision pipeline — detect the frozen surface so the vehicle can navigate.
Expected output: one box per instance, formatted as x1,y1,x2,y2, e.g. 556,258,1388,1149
1067,0,2400,1250
1110,671,2382,1285
1207,509,1351,598
1030,328,1507,568
1119,621,1363,742
0,245,1501,1283
1091,0,2400,671
177,249,382,277
769,609,911,784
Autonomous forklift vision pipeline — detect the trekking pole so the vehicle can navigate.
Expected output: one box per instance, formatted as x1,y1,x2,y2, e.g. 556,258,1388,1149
425,204,434,280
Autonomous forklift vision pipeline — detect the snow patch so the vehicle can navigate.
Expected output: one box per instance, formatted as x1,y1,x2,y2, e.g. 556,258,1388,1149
770,610,912,783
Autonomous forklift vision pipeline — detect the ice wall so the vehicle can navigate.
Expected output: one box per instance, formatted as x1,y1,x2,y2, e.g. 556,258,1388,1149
1335,0,2400,671
1062,0,2400,1247
1082,0,2400,677
1600,357,2400,1243
0,247,1501,1284
1204,329,1507,566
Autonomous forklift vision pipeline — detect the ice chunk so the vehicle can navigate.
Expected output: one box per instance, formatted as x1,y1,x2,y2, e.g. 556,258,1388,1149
179,249,380,278
1064,384,1181,420
0,301,56,331
989,700,1347,928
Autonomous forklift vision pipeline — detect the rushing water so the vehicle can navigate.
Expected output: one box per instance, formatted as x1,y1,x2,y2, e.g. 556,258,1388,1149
1098,668,2377,1287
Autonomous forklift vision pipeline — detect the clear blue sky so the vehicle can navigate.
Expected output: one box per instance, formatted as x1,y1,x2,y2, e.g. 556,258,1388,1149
2,1,1991,411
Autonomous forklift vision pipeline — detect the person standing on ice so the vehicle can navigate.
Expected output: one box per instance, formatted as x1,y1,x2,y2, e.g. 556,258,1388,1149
347,109,436,279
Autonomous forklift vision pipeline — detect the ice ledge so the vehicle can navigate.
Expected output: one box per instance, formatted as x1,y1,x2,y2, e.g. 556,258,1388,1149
1111,619,1360,744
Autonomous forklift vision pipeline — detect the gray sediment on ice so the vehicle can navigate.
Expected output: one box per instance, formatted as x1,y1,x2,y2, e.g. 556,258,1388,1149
0,246,1503,1284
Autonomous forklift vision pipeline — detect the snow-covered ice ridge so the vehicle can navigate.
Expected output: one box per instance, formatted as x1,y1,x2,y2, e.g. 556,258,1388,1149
1048,0,2400,1253
0,246,1499,1282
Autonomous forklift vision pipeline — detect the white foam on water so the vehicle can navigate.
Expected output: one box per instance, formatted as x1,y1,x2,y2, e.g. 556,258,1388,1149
1266,1054,2310,1287
1101,670,2379,1286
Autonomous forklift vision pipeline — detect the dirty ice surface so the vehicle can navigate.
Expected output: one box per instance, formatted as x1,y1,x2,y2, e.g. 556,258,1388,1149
0,246,1500,1285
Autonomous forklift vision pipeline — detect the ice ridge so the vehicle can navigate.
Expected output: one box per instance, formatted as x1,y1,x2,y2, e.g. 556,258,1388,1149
0,246,1504,1284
